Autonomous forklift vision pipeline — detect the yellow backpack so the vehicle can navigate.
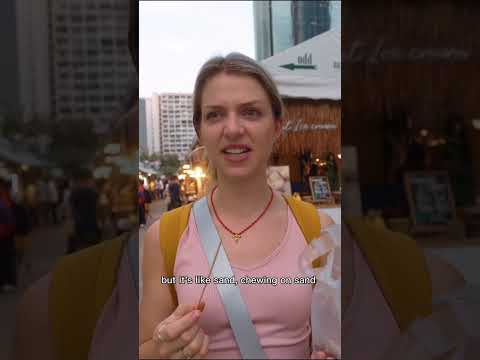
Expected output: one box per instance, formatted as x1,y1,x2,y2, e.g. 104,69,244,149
344,217,432,331
49,197,432,359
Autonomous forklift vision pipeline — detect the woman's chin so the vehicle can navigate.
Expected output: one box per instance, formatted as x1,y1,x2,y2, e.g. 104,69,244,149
218,167,260,181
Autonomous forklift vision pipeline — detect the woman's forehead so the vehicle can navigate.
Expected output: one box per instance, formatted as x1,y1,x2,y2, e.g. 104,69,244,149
201,72,270,106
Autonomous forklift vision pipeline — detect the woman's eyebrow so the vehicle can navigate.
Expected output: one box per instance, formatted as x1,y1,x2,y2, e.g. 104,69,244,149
203,100,264,109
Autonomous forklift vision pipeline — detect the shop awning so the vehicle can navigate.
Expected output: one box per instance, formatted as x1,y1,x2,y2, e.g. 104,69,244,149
0,139,52,167
261,28,341,100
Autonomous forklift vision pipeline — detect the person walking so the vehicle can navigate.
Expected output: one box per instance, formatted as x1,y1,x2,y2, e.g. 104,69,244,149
47,178,59,225
69,170,100,252
37,177,49,225
138,180,147,227
166,176,182,211
156,178,164,199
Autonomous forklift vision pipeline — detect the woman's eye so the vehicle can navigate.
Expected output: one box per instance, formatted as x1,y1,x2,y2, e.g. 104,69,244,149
243,108,260,118
206,111,221,120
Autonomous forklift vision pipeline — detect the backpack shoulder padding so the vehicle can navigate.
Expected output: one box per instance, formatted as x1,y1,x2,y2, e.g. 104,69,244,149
49,234,126,360
345,216,432,332
159,203,193,305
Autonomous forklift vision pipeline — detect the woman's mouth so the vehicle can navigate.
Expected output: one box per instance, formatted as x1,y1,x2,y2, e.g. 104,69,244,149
222,145,252,162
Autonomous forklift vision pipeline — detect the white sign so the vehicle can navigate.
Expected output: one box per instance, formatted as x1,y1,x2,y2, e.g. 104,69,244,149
262,29,341,100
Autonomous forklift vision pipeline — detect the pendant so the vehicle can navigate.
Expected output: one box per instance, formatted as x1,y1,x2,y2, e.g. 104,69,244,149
232,233,241,243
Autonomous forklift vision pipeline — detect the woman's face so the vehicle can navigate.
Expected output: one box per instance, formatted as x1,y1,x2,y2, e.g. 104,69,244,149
199,72,282,181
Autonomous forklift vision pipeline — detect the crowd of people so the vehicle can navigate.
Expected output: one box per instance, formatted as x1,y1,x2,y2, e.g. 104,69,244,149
0,169,138,294
138,175,185,227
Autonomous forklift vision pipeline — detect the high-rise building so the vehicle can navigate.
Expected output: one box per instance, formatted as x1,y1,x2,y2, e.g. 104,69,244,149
253,0,340,60
138,93,196,159
49,0,136,129
139,98,147,154
144,97,155,155
151,94,162,155
158,93,195,161
13,0,52,123
0,0,21,122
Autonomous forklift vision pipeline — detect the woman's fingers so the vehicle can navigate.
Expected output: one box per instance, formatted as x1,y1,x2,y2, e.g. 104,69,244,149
159,309,201,342
192,334,209,359
182,329,205,358
311,351,335,359
170,331,206,359
167,324,200,353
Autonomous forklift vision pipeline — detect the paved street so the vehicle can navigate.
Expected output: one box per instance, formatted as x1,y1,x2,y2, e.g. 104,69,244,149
0,220,71,359
1,199,168,358
139,198,168,298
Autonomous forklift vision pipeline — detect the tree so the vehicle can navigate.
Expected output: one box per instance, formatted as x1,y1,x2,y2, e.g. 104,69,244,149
159,154,180,176
139,150,149,162
49,118,100,170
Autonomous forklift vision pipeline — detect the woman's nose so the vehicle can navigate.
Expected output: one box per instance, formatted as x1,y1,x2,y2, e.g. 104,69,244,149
223,112,244,137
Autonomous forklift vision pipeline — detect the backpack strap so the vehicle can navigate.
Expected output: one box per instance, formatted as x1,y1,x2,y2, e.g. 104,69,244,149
284,195,325,268
284,195,322,241
49,234,126,360
159,203,193,305
345,216,433,332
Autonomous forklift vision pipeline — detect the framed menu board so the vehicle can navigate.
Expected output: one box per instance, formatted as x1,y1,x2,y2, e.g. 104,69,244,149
404,171,456,232
309,176,334,203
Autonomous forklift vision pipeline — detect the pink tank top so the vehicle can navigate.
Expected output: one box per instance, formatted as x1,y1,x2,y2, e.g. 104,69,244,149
174,208,313,359
342,239,400,360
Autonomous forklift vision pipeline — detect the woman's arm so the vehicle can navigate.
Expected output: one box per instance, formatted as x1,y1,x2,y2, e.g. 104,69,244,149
139,219,176,355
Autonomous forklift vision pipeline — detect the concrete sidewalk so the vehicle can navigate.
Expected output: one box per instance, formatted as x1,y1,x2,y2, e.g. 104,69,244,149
0,220,71,359
139,198,168,299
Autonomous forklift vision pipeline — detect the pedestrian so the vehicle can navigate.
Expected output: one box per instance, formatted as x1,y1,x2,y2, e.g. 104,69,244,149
24,182,39,227
68,170,100,252
37,177,49,225
0,178,17,293
60,179,72,221
98,181,112,231
47,178,59,225
166,175,182,211
149,179,157,200
156,178,164,199
138,179,147,227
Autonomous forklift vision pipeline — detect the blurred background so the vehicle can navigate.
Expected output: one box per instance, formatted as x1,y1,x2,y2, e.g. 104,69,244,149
0,0,138,356
341,1,480,286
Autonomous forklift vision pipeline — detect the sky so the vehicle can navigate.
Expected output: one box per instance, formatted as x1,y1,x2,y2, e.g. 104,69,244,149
139,1,255,97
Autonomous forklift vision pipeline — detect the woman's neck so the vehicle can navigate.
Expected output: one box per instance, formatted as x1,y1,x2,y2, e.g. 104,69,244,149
211,173,273,219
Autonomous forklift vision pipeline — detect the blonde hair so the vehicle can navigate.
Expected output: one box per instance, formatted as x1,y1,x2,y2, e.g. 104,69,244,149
192,52,284,182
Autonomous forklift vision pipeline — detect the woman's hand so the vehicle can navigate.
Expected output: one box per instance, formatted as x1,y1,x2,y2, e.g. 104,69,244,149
152,304,209,359
311,350,336,359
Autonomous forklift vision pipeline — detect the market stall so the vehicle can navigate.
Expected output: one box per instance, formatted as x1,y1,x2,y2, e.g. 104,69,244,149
261,29,341,221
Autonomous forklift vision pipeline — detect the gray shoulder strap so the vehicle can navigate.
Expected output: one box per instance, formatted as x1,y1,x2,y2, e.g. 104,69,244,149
193,197,267,359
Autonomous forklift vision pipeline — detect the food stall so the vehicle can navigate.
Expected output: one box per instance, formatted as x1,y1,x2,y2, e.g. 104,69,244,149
261,29,341,223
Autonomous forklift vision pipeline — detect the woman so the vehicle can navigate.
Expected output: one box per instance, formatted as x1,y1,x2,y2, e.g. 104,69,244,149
140,53,333,359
